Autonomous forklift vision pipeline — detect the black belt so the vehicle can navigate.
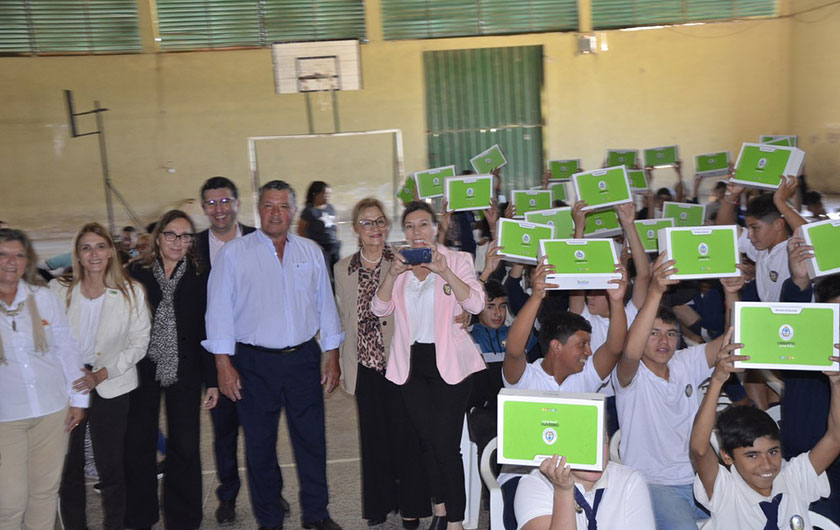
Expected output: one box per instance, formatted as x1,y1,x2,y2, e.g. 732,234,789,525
238,338,313,355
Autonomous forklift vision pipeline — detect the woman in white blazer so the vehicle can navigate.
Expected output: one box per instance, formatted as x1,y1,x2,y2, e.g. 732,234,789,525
50,222,151,530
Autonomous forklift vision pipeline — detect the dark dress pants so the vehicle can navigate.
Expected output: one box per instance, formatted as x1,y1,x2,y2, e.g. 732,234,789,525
355,363,431,520
60,391,129,530
400,343,473,523
209,393,242,502
123,380,203,530
234,340,330,528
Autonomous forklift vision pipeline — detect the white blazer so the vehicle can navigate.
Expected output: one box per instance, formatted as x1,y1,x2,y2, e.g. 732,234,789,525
49,280,151,399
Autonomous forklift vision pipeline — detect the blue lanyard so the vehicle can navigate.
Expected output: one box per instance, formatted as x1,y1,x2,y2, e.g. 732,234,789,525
574,487,605,530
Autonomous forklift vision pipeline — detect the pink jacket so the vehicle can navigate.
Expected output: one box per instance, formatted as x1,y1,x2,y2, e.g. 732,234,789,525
371,245,487,385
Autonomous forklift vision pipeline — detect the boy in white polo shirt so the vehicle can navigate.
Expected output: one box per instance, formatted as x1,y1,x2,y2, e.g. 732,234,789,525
514,447,655,530
715,176,806,303
612,253,734,530
568,201,650,354
690,330,840,529
497,259,627,529
503,259,628,393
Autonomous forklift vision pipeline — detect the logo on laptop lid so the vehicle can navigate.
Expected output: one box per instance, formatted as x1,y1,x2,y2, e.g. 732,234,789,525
542,427,558,445
779,324,794,341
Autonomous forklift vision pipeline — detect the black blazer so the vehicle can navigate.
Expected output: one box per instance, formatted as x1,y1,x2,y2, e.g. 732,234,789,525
129,260,216,389
196,223,256,271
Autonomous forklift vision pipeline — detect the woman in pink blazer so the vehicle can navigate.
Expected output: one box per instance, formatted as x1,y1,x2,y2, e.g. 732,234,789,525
372,202,486,530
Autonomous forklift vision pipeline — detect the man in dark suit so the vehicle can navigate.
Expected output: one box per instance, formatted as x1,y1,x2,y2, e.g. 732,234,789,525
196,177,289,523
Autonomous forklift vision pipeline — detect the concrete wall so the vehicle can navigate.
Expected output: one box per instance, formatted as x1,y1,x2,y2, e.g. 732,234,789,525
1,6,826,238
788,0,840,190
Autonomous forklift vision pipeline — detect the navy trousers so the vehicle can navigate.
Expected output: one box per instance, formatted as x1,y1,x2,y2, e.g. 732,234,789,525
234,340,330,527
209,393,243,502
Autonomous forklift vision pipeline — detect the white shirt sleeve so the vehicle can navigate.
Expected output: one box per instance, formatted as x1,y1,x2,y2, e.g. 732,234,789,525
41,288,88,409
504,362,539,389
514,470,554,528
203,243,239,355
783,452,831,503
620,470,656,529
693,463,732,512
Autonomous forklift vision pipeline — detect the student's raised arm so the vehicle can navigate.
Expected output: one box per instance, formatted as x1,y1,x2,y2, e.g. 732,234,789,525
691,327,747,499
808,354,840,475
718,272,745,352
504,259,557,385
592,264,629,380
520,455,578,530
568,200,588,314
674,161,686,203
788,233,814,290
616,253,677,387
773,175,807,233
438,200,451,246
616,202,651,308
644,167,656,219
716,176,744,230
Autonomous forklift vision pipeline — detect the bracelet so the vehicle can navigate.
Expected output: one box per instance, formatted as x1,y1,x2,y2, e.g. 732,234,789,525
724,198,737,205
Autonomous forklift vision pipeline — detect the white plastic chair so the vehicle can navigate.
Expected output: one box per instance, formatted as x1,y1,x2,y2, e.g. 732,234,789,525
760,369,785,399
810,511,840,530
461,414,480,529
609,429,622,464
765,403,782,427
479,437,504,530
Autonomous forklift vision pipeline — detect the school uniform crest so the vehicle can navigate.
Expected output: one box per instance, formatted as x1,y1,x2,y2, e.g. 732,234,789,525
769,270,779,282
685,384,693,397
443,283,452,296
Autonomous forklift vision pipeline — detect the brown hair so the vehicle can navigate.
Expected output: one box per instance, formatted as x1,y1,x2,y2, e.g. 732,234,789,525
142,210,202,273
0,228,43,286
401,201,439,227
59,222,137,306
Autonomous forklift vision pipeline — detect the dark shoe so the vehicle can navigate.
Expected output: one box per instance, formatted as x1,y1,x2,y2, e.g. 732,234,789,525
427,515,447,530
258,526,283,530
402,518,420,529
367,516,387,526
215,499,236,524
279,494,290,513
303,517,342,530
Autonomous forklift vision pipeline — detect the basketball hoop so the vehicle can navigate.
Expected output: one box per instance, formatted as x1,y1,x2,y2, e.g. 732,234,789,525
298,72,338,111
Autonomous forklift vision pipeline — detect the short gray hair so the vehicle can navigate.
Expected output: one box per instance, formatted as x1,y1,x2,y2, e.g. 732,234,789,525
258,180,297,207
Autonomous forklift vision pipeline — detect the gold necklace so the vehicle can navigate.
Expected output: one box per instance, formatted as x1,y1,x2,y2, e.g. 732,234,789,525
0,301,24,332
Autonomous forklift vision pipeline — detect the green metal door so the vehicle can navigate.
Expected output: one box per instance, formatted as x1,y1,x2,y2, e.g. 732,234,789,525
424,46,544,195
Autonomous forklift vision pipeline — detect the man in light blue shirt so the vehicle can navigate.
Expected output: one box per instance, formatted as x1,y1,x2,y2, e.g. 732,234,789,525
203,180,344,530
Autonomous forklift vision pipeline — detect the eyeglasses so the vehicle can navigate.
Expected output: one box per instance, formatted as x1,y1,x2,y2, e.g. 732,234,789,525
358,217,387,230
161,231,194,243
203,197,235,208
